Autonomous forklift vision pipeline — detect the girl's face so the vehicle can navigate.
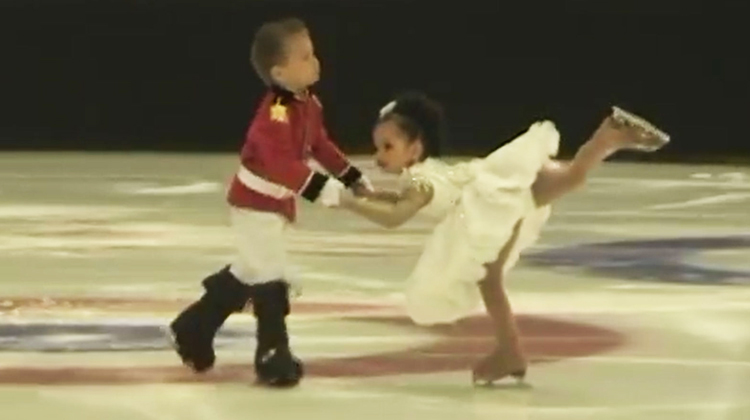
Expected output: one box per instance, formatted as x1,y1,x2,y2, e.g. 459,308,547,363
372,119,423,174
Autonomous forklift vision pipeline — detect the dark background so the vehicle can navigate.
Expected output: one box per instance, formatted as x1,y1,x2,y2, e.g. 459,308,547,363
1,0,747,162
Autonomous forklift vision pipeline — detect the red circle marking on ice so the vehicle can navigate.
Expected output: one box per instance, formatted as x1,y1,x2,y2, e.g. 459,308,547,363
0,297,625,384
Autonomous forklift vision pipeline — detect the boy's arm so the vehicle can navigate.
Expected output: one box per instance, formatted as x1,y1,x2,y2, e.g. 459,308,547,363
309,96,370,190
311,125,362,183
339,181,433,228
246,122,343,205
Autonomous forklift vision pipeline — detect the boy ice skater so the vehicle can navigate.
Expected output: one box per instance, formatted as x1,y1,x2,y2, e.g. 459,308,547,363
169,17,370,388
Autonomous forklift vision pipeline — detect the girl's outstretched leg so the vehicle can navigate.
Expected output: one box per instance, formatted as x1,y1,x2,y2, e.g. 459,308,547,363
532,107,670,206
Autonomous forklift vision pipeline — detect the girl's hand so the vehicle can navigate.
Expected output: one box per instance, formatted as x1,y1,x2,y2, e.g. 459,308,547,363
352,179,375,197
339,189,358,207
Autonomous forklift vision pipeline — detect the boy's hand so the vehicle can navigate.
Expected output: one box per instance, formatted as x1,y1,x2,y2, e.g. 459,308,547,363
318,178,346,207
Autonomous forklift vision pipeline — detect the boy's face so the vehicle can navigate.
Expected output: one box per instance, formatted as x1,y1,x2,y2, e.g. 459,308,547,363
271,32,320,92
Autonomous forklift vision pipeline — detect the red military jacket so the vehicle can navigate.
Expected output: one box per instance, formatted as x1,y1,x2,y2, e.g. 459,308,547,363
227,86,363,222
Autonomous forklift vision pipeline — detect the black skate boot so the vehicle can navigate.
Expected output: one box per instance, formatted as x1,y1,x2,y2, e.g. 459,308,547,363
250,280,304,387
169,266,252,373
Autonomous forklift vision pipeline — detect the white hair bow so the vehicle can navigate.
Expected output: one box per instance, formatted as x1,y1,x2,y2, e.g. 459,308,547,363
379,100,396,117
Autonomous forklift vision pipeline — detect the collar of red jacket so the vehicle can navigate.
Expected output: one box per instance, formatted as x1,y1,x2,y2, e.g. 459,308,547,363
270,85,314,105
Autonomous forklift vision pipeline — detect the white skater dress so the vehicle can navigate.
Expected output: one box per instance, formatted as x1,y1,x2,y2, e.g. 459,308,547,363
401,121,560,325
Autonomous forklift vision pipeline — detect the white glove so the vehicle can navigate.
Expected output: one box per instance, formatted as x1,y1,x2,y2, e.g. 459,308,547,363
318,177,346,207
357,174,375,193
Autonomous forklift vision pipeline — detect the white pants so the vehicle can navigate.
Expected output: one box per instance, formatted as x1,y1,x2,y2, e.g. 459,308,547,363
228,207,292,285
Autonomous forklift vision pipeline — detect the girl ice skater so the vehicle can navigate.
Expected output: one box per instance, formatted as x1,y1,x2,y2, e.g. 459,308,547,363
337,92,669,385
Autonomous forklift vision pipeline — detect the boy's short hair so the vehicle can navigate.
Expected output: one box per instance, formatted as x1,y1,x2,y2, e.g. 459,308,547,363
250,17,308,85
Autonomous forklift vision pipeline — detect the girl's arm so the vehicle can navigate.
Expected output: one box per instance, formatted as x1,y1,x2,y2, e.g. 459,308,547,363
355,188,403,203
340,181,433,228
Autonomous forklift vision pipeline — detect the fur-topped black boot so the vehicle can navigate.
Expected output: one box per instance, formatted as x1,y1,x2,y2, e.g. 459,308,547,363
250,280,304,387
169,266,252,372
